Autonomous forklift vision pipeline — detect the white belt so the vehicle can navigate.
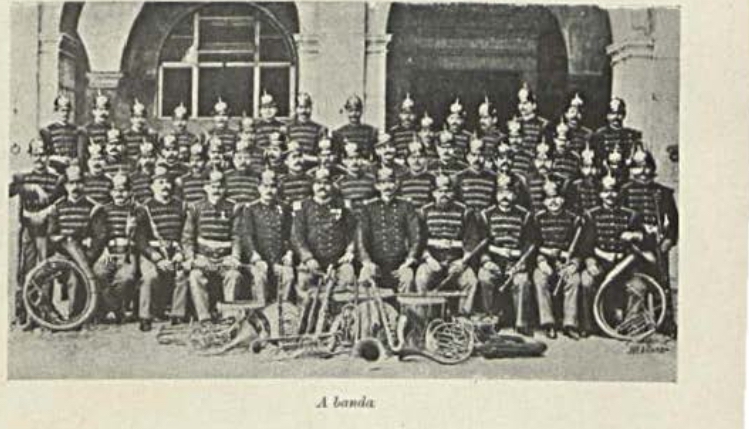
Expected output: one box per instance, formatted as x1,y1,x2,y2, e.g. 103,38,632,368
149,240,179,248
108,238,130,247
427,239,462,249
594,247,624,263
489,245,521,258
644,224,659,235
198,237,232,249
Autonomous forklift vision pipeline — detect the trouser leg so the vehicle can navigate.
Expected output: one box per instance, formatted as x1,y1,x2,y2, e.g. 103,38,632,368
457,269,478,315
170,270,188,318
189,268,211,321
139,258,159,320
533,266,555,327
562,273,581,328
580,257,602,333
222,268,244,303
512,272,531,328
250,261,269,305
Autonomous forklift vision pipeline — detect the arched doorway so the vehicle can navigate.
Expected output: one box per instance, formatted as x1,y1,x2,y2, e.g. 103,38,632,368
120,2,298,127
386,4,568,130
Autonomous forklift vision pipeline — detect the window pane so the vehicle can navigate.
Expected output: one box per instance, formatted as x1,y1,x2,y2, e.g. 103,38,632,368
260,68,290,116
198,67,254,117
160,16,194,62
162,68,192,117
259,37,291,62
198,18,255,52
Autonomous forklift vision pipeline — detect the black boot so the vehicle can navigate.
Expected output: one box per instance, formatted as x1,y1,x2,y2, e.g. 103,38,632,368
139,319,152,332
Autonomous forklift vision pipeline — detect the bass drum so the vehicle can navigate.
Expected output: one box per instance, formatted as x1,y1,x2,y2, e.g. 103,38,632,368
23,257,98,331
593,272,667,341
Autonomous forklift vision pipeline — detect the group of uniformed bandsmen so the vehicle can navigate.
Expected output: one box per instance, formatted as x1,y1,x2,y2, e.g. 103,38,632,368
10,82,678,339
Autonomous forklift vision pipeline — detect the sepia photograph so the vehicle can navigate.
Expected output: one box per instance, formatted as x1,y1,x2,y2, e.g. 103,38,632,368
6,1,680,382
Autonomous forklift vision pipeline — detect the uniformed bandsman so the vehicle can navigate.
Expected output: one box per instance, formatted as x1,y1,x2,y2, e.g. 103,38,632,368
444,98,472,159
93,172,140,323
171,102,199,163
159,134,188,182
130,146,157,204
397,140,436,210
279,141,314,209
428,130,468,178
415,174,479,314
207,98,239,164
336,140,377,218
620,147,679,337
550,121,581,182
358,168,421,293
183,171,245,322
532,178,583,339
515,83,550,177
390,94,418,161
374,132,407,179
565,144,601,215
40,95,83,173
175,142,209,204
136,165,189,331
102,127,132,178
255,91,286,151
417,112,439,162
291,167,357,303
525,141,558,214
477,173,537,336
493,141,532,210
122,99,157,166
334,95,378,160
602,144,629,184
591,97,642,164
225,139,260,205
10,140,64,324
476,96,504,166
307,136,343,181
505,117,531,178
206,135,228,172
286,92,327,157
263,131,287,175
46,165,108,317
83,145,114,205
453,137,497,211
578,173,647,337
82,92,114,169
238,114,264,173
563,93,593,156
242,169,294,305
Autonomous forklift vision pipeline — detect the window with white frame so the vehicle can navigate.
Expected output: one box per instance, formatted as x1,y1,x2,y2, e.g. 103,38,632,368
158,4,296,118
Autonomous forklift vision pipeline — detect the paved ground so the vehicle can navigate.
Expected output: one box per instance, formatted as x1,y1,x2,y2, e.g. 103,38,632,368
7,323,676,381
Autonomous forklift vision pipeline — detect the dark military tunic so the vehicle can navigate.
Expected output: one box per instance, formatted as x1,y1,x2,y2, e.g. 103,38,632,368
130,171,154,204
102,159,133,179
176,170,209,204
101,201,139,255
182,198,242,259
279,172,313,209
40,122,82,160
389,124,417,161
83,122,112,149
336,172,377,217
291,198,356,268
525,170,550,214
620,181,678,244
174,130,200,161
254,118,286,151
580,206,643,256
449,129,472,161
397,171,435,210
10,169,64,216
358,197,421,270
242,200,292,263
480,204,535,263
453,168,497,211
428,159,468,179
122,127,158,165
567,125,593,156
138,198,187,262
209,128,240,160
566,177,601,216
286,119,326,156
516,116,549,176
552,151,581,182
477,128,504,161
163,161,189,184
334,123,378,160
534,209,580,256
591,126,642,164
83,173,113,205
48,196,107,261
420,201,474,263
225,169,260,205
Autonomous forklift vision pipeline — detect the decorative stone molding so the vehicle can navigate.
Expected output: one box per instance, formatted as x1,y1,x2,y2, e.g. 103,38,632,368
294,33,321,55
365,34,392,55
606,37,655,66
86,71,124,89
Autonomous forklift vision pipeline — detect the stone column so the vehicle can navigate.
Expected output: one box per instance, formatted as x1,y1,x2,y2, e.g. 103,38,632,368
364,33,392,131
293,33,321,101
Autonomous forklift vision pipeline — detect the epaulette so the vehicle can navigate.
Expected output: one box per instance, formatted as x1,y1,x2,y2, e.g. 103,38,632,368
362,197,378,206
453,201,467,210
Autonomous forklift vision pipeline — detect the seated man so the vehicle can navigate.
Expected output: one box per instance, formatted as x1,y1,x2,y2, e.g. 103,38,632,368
291,167,356,306
242,169,295,305
477,174,537,336
183,171,245,322
415,174,478,315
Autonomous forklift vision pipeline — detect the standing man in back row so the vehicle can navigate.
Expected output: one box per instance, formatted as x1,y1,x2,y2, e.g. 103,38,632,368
334,95,378,161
